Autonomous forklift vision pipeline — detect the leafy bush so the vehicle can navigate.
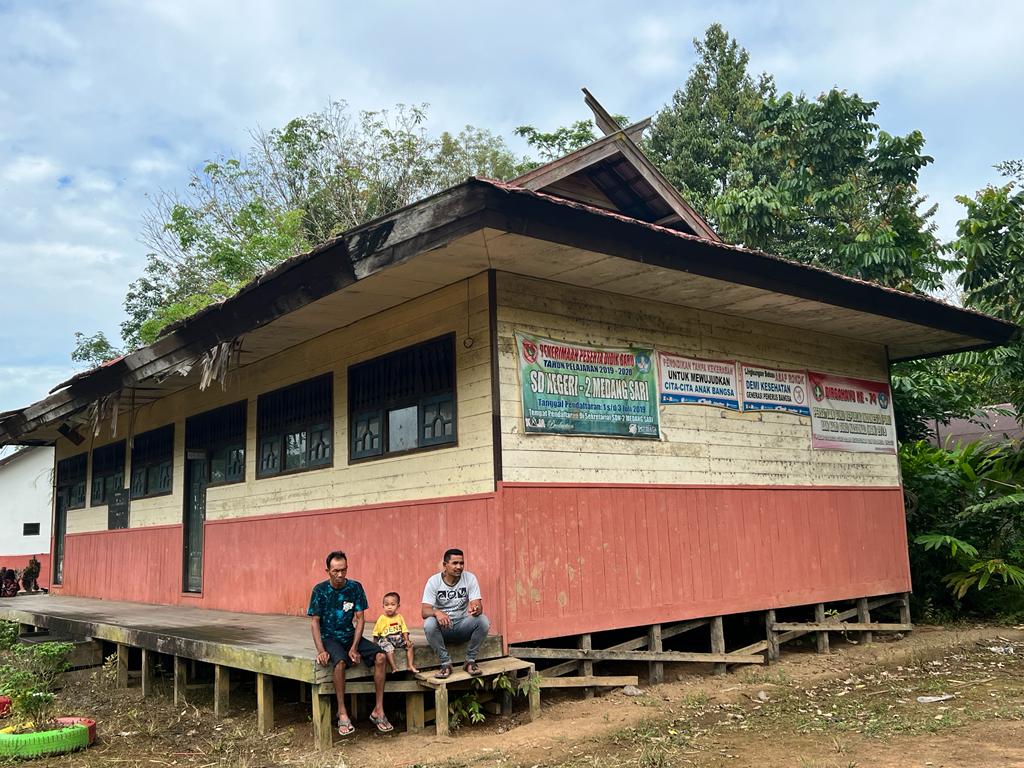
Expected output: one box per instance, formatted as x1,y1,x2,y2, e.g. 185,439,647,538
0,641,73,728
0,620,18,651
902,439,1024,618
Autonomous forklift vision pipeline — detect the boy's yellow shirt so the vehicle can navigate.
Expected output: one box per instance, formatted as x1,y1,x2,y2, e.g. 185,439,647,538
373,612,408,637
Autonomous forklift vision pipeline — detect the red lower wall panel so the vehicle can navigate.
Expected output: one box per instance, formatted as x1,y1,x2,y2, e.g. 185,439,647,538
0,552,50,590
54,484,911,646
56,495,505,637
60,526,182,604
499,483,911,643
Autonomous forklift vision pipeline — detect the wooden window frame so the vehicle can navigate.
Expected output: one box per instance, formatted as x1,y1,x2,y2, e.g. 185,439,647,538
130,424,174,500
90,440,125,507
56,452,87,510
185,401,247,487
256,374,334,479
347,334,458,464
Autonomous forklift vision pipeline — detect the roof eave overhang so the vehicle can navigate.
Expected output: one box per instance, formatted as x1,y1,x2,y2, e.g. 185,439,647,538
1,178,1016,445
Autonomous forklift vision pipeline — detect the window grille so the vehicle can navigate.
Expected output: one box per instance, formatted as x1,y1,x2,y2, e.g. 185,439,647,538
23,522,40,536
90,441,125,506
257,374,333,478
186,400,247,484
130,425,174,499
56,453,87,509
348,334,457,461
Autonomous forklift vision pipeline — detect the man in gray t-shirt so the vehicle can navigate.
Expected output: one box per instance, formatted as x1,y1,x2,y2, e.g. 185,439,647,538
421,548,490,678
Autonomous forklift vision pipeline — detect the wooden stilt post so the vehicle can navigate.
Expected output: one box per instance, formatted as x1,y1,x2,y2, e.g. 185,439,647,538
298,683,308,703
173,656,188,705
526,663,541,722
141,648,154,698
256,673,274,735
434,685,450,737
311,683,333,750
899,592,912,629
814,604,830,654
579,633,594,699
116,643,129,688
856,597,873,645
710,616,726,675
214,664,230,718
765,609,780,663
647,624,664,684
406,691,425,733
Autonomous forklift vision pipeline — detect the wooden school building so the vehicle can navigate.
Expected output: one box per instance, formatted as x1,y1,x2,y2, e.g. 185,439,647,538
0,103,1016,658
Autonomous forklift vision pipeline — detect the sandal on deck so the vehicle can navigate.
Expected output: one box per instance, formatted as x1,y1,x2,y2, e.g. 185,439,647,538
464,661,483,677
435,664,453,679
369,713,394,733
337,717,355,737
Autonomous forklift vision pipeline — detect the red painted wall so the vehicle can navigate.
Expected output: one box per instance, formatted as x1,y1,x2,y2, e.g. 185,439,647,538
499,483,910,643
56,494,505,636
59,526,182,604
53,484,910,645
0,552,50,590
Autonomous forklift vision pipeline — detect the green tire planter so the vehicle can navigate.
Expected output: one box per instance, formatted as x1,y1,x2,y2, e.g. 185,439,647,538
0,722,89,759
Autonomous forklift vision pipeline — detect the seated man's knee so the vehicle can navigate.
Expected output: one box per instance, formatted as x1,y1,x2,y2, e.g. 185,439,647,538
423,616,440,635
475,614,490,633
374,653,386,668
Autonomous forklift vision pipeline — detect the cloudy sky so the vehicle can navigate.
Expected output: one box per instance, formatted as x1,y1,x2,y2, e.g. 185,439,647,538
1,0,1021,415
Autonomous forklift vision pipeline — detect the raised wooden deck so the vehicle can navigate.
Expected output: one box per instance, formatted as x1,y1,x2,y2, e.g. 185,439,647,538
0,594,508,748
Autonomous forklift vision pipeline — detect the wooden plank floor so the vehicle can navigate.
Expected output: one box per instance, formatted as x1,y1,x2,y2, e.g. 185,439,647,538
0,594,502,683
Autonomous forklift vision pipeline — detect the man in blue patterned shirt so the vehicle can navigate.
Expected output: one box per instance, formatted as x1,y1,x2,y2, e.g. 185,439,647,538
308,550,392,735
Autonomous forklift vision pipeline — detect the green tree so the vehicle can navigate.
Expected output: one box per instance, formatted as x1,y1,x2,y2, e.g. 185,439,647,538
74,101,527,358
647,23,775,215
710,89,947,291
953,160,1024,415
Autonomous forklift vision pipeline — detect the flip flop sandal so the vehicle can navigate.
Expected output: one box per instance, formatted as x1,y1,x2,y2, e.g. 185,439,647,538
435,664,453,679
369,713,394,733
337,718,356,736
464,661,483,677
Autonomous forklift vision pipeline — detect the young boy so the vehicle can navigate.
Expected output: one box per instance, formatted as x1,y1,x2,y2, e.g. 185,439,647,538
372,592,418,674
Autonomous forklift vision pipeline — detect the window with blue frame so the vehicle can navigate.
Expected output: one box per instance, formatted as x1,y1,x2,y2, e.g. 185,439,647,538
349,334,457,461
257,374,333,478
130,425,174,499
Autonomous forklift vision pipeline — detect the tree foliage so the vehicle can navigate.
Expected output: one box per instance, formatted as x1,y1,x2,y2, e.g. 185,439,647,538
649,25,946,293
73,102,527,363
902,440,1024,617
647,23,775,215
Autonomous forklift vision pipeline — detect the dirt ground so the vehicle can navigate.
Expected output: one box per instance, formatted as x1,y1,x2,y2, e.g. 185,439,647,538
18,624,1024,768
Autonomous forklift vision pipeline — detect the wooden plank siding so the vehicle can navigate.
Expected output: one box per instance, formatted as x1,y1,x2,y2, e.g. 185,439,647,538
56,274,495,533
495,272,901,487
499,483,910,643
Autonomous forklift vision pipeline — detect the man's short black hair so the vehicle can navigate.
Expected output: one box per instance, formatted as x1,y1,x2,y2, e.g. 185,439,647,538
443,548,464,563
325,550,347,569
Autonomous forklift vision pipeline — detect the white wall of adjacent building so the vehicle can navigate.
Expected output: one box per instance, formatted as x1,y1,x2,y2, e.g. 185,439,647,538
0,446,53,556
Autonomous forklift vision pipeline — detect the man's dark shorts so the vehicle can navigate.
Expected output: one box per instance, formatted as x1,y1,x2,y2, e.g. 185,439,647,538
323,636,383,669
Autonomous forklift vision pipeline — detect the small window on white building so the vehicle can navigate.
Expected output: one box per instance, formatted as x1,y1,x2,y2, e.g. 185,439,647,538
23,523,40,536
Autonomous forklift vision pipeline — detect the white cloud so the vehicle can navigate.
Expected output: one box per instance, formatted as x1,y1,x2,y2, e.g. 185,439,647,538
1,156,58,184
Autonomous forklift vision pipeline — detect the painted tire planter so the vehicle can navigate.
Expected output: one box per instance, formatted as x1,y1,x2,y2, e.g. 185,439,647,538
0,722,90,758
0,696,10,718
54,717,97,745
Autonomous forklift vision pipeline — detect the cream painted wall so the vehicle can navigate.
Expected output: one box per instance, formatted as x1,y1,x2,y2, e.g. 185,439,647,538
496,272,901,487
56,274,494,532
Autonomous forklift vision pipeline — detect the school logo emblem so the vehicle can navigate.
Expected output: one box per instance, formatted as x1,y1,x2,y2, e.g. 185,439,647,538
812,383,825,402
635,354,651,374
878,392,889,410
522,339,538,364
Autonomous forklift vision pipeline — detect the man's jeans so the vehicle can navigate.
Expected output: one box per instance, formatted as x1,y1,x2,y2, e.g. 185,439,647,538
423,614,490,665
